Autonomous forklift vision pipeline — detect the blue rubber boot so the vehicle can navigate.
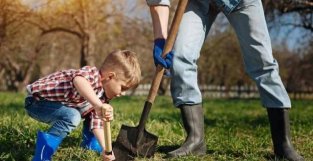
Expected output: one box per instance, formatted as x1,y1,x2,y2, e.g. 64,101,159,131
80,120,102,153
33,131,63,161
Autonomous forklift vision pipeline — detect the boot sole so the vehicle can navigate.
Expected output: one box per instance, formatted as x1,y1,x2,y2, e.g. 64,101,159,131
166,142,207,158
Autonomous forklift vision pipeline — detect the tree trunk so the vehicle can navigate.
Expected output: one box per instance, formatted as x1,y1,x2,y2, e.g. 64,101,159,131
80,37,88,67
17,59,36,92
86,30,96,66
80,31,96,67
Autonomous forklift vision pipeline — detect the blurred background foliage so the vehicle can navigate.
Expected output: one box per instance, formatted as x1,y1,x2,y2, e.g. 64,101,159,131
0,0,312,95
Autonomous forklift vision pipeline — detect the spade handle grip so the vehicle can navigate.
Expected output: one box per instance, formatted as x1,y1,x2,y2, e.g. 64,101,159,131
104,121,112,154
102,108,112,154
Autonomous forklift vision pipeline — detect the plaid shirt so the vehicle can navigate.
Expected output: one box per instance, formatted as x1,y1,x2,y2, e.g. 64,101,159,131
27,66,107,130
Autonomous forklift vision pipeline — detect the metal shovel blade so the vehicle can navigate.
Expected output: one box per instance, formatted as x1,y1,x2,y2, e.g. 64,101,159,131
112,141,135,161
113,101,158,160
113,125,158,160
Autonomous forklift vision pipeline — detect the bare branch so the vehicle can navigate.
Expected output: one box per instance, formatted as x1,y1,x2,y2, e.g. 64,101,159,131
71,13,85,34
24,19,47,31
41,27,83,39
281,22,313,32
283,6,313,13
3,54,19,73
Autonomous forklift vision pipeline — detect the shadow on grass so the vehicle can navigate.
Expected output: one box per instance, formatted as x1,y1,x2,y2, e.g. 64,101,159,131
208,149,278,161
0,124,83,161
158,146,249,158
0,139,34,161
61,135,81,148
0,102,26,114
158,145,278,161
157,145,256,158
0,126,34,161
207,149,247,158
157,145,180,154
203,114,269,128
263,153,278,161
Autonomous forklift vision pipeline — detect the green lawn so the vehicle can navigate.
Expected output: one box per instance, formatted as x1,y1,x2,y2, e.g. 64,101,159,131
0,92,312,161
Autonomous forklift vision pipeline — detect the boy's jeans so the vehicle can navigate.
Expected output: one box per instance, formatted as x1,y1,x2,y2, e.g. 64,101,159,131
170,0,291,108
25,97,81,138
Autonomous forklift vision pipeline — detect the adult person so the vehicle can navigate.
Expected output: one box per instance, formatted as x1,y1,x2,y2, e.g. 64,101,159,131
146,0,304,161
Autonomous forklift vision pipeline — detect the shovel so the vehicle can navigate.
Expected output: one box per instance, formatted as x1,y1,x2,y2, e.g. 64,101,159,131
112,0,189,160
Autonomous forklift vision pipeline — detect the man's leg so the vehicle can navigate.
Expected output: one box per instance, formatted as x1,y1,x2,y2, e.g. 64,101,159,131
226,0,303,160
167,1,218,157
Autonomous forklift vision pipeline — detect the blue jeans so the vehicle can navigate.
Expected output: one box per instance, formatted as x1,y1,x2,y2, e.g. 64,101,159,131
25,97,81,138
170,0,291,108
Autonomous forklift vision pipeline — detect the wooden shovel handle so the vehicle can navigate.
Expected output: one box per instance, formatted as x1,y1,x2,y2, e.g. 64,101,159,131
147,0,189,103
104,121,112,154
102,108,112,154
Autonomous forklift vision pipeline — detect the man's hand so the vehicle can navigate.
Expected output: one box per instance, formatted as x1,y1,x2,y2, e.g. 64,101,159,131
153,38,174,69
102,151,115,161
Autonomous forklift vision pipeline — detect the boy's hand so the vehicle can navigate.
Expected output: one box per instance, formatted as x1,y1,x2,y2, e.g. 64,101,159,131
95,104,114,121
102,151,115,161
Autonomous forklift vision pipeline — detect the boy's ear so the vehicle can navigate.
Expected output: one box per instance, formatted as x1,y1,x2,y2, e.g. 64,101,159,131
108,72,117,79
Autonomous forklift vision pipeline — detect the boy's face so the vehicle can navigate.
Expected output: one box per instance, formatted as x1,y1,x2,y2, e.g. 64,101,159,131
102,73,128,100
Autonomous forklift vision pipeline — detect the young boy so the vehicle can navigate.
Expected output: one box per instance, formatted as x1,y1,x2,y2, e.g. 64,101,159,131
24,50,141,161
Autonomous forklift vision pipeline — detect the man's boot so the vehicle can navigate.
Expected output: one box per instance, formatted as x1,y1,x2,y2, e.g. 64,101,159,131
80,119,102,153
167,104,206,157
33,131,63,161
267,108,304,161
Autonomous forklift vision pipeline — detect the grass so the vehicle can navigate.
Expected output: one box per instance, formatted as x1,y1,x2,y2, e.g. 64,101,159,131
0,92,312,161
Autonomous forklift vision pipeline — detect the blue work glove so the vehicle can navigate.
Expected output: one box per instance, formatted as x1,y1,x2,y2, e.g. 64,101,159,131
153,38,174,69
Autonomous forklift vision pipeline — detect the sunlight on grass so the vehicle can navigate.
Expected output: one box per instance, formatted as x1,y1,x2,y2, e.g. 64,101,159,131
0,92,312,160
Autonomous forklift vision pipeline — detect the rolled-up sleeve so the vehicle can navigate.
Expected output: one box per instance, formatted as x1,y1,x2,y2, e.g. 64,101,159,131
146,0,170,6
89,97,109,130
90,110,104,130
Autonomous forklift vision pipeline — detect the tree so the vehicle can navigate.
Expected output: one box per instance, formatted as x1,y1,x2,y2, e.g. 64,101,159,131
0,0,156,92
263,0,313,32
0,0,38,91
24,0,124,67
262,0,313,96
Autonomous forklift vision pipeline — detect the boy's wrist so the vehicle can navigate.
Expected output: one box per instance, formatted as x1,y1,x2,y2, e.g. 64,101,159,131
100,104,109,110
94,103,106,109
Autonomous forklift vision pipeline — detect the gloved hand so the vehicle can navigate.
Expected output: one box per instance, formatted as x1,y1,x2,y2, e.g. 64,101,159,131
153,38,174,69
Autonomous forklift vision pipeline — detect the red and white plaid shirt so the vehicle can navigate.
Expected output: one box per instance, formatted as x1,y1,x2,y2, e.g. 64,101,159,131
27,66,107,130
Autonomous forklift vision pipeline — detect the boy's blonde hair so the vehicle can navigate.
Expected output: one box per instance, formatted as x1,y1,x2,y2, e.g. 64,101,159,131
100,50,141,89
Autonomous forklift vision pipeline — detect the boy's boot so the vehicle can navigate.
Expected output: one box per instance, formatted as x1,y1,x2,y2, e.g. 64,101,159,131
33,131,63,161
167,104,206,157
267,108,304,161
80,120,102,153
